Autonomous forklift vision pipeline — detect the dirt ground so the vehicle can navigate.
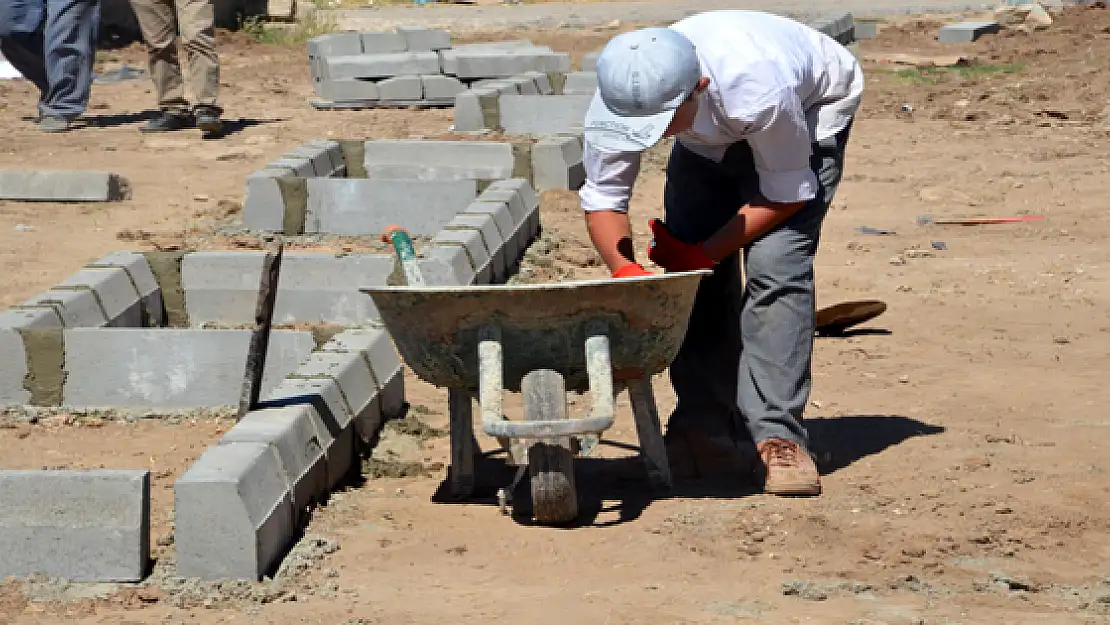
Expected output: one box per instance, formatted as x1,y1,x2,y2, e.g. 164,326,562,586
3,5,1110,624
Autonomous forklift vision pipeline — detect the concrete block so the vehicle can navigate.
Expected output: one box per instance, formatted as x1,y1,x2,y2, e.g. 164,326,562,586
453,88,500,131
377,75,423,101
532,135,586,191
522,71,553,95
440,49,568,79
581,51,600,71
181,252,395,325
304,178,476,236
419,245,475,286
444,213,507,282
468,79,520,95
563,71,598,95
320,78,381,102
319,328,405,423
359,30,407,54
476,182,537,255
267,157,315,178
243,169,290,233
262,377,355,489
86,251,165,327
0,307,62,329
452,40,535,51
421,74,465,100
432,228,491,284
219,405,327,523
24,288,109,328
0,329,30,406
175,442,293,581
285,144,333,177
854,20,883,39
397,25,451,51
487,177,541,240
498,94,591,135
0,170,130,202
503,75,538,95
0,470,150,582
62,329,315,408
938,20,1000,43
289,350,382,446
363,140,518,182
464,200,518,263
56,268,143,328
327,52,441,79
544,53,572,73
302,139,346,177
307,32,362,59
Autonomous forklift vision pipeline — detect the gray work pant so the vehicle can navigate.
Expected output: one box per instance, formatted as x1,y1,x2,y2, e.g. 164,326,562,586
0,0,100,119
663,122,853,449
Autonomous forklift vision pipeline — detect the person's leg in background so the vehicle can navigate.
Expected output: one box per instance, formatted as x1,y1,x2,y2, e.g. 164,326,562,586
1,32,51,122
37,0,100,131
130,0,192,131
176,0,221,134
661,141,761,479
737,123,854,496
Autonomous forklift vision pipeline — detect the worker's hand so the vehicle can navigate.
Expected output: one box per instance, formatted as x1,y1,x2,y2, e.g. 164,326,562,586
647,219,716,272
612,262,653,279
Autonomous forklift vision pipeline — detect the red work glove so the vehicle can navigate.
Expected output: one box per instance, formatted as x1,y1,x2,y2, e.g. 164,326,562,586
647,219,716,272
612,262,653,278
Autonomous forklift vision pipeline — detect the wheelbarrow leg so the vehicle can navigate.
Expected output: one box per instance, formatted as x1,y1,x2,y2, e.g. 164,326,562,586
448,389,476,498
628,376,673,491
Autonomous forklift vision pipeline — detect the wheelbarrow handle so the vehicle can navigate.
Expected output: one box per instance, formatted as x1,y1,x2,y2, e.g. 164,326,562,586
381,225,426,287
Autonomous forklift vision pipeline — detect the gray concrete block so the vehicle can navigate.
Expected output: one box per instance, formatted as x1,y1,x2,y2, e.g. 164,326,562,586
363,140,518,182
938,20,1000,43
304,178,476,236
464,200,518,263
86,251,165,327
397,25,451,51
487,177,541,240
0,170,130,202
544,53,572,73
308,32,362,59
181,251,395,325
453,88,499,131
267,157,315,178
420,245,475,286
503,75,538,95
304,139,346,177
377,75,423,101
452,40,535,51
440,49,567,79
421,74,465,100
175,442,293,581
359,30,407,53
522,71,553,95
498,94,591,135
0,470,149,582
0,329,30,405
56,268,143,328
0,307,62,329
219,405,326,523
24,288,109,328
444,213,507,282
532,135,586,191
285,144,333,178
289,350,381,445
854,20,883,39
262,377,355,489
432,228,491,284
327,52,441,79
476,183,536,255
468,79,520,95
563,71,598,95
580,51,600,71
62,329,315,408
243,169,289,233
319,328,404,423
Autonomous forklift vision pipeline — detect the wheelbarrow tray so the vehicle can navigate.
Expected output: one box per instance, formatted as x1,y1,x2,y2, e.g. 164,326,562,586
360,271,710,394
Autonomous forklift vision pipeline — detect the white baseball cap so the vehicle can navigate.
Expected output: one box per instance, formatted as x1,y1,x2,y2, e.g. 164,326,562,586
584,27,702,153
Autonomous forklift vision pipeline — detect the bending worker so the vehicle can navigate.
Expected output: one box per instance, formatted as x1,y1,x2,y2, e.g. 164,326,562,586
581,10,863,496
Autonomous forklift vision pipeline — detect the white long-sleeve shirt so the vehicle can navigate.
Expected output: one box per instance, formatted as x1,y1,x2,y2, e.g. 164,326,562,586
580,10,865,213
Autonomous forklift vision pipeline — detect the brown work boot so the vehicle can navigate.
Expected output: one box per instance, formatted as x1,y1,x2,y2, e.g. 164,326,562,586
757,438,821,496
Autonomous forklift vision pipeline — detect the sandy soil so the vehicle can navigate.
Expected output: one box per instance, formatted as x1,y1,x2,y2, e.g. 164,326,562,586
2,5,1110,624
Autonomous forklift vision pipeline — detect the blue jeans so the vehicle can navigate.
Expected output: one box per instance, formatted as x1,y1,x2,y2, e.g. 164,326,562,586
0,0,100,119
662,122,853,450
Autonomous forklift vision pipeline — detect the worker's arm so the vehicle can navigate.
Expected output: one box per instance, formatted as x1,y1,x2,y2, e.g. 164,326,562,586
580,141,645,274
701,88,818,261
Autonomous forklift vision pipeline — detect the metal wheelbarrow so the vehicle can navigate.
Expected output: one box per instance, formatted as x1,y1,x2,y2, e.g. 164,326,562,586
361,227,709,524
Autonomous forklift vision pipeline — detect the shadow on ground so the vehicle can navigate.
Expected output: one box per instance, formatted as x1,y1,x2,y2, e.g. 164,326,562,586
428,414,944,528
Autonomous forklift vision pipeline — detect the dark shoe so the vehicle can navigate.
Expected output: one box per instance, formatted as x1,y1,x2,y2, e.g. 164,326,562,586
756,438,821,496
38,116,72,133
664,427,758,479
140,111,192,133
194,107,223,136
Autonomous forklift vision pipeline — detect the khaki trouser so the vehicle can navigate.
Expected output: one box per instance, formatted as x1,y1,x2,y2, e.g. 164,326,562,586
130,0,219,114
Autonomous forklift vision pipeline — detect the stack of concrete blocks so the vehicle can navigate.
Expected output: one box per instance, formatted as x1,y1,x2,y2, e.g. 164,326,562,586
175,327,405,580
309,30,571,106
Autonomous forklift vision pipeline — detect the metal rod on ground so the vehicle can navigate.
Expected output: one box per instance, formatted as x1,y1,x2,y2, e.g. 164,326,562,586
237,237,285,421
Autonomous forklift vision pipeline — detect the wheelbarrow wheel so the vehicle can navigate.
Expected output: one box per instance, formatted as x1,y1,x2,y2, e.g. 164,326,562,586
522,369,578,524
